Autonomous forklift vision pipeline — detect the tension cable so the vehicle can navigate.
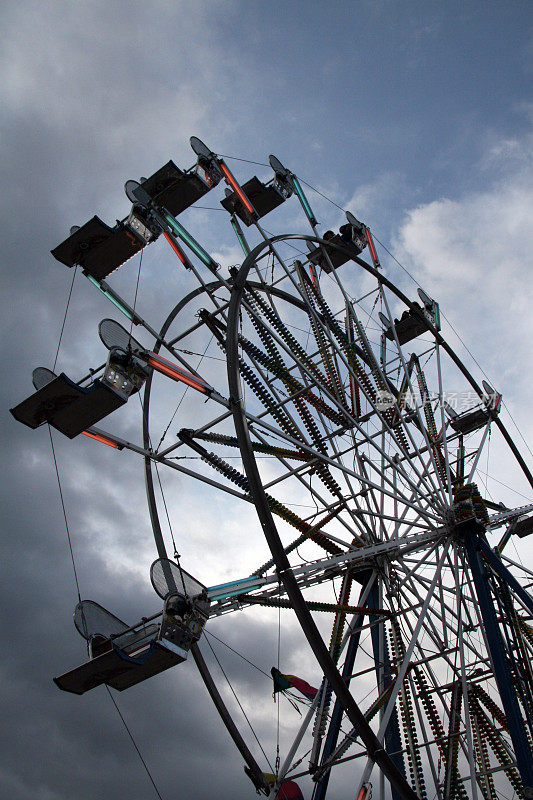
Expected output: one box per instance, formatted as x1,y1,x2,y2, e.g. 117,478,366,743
204,635,275,773
48,426,82,604
105,685,165,800
53,264,78,371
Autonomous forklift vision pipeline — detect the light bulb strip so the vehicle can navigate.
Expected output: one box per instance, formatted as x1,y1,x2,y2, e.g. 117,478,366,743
162,211,218,270
365,226,380,268
230,216,251,256
220,161,257,218
163,231,192,269
148,352,211,394
86,274,135,321
82,430,120,449
290,174,317,226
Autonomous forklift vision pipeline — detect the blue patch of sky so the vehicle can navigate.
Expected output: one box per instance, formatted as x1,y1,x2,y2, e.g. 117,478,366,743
208,0,531,208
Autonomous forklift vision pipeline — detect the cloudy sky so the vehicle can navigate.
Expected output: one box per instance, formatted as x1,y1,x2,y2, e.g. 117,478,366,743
2,2,533,799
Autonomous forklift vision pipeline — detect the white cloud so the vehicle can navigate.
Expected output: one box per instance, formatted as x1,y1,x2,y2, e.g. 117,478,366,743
394,147,533,366
393,127,533,502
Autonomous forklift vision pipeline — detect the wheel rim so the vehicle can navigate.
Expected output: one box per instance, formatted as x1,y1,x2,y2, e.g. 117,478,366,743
139,228,533,798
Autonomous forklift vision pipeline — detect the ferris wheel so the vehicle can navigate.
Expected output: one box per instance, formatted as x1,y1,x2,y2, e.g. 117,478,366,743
11,137,533,800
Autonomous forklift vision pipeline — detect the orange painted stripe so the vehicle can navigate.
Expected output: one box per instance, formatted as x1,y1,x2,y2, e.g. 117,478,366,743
163,231,188,265
82,430,119,448
148,357,208,393
366,227,379,266
220,161,256,217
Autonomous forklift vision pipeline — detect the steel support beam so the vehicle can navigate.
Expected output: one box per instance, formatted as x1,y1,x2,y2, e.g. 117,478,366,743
314,573,374,800
462,524,533,793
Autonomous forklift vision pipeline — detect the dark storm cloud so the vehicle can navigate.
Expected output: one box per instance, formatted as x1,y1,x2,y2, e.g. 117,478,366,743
0,426,297,798
0,3,289,798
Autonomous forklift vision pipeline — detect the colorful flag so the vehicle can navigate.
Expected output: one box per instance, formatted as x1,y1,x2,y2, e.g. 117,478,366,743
271,666,318,701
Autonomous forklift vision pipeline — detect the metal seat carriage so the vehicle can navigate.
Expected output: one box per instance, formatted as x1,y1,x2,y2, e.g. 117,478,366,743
54,563,210,695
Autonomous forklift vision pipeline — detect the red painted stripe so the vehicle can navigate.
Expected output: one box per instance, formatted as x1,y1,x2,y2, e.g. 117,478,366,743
148,356,208,393
220,162,256,217
163,231,187,265
366,227,379,266
82,430,119,448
